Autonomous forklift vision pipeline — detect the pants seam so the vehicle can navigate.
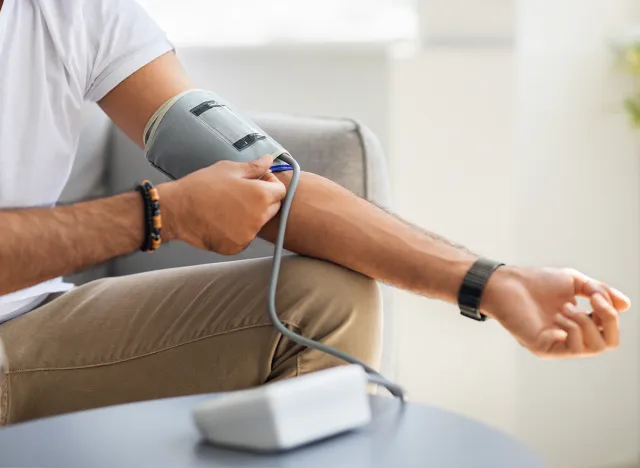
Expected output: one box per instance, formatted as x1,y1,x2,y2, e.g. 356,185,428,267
7,320,301,375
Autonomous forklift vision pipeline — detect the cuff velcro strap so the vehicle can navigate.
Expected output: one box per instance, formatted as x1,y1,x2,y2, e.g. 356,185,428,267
458,258,504,321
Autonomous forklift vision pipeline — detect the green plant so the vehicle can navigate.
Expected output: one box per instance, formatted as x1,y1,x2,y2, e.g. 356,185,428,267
623,42,640,127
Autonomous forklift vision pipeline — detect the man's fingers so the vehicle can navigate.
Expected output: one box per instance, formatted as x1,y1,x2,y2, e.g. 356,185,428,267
567,269,630,312
259,170,278,183
606,286,631,312
264,202,282,222
591,293,620,349
536,328,569,357
251,157,287,204
562,304,606,354
555,294,620,355
243,154,276,179
589,312,603,330
260,177,287,203
554,312,584,354
569,269,613,304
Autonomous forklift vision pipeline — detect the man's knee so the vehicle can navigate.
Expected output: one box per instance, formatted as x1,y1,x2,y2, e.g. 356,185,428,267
276,256,383,368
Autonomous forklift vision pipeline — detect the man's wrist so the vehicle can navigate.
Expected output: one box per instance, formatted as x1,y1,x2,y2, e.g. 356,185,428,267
423,254,478,303
156,182,182,242
478,265,522,320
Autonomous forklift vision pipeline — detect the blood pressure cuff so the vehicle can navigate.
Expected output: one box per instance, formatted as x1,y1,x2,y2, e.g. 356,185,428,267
143,89,292,180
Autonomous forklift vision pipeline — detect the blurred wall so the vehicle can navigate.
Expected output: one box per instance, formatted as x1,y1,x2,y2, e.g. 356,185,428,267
389,48,518,437
391,1,640,467
169,6,640,464
514,1,640,467
391,0,520,453
175,45,392,147
419,0,514,43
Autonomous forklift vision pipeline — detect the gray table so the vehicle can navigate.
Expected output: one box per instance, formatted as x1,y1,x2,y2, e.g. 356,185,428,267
0,394,544,468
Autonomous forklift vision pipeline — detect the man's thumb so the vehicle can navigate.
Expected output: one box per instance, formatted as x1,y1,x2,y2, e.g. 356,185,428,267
243,154,275,179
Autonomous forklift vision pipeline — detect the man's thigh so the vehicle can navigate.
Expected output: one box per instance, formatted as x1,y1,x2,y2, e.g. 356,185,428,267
0,256,381,425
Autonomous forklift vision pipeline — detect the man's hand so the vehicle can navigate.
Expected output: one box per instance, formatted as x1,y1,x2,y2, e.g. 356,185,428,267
481,267,631,358
159,155,286,255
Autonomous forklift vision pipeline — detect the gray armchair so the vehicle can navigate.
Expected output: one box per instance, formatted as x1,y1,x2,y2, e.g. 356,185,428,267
61,101,395,375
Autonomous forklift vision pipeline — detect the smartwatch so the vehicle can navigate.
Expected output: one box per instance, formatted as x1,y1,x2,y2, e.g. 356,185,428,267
458,258,505,321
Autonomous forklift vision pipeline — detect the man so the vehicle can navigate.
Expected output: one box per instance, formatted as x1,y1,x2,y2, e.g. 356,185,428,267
0,0,631,425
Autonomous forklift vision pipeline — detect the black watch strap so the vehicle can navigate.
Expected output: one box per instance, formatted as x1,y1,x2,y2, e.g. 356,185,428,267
458,258,505,321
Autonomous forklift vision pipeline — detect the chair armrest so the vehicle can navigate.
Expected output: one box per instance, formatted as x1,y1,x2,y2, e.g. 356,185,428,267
250,113,391,209
106,113,392,275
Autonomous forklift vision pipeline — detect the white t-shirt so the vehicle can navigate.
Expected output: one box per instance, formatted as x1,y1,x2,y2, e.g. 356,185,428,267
0,0,173,323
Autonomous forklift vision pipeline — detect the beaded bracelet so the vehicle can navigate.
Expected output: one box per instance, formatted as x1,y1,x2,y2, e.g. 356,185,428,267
136,180,162,252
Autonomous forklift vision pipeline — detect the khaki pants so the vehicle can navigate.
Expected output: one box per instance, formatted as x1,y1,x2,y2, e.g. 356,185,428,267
0,256,382,425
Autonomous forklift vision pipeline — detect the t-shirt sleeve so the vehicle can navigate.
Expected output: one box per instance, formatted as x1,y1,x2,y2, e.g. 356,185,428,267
83,0,174,102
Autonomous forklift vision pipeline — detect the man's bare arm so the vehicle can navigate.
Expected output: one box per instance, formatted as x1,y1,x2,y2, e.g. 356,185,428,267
0,194,144,296
6,51,628,359
0,54,189,297
0,54,287,297
260,171,475,303
99,52,479,303
98,52,193,146
97,51,633,360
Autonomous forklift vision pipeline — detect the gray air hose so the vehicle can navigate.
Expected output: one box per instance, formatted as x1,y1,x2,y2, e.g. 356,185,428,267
144,89,405,400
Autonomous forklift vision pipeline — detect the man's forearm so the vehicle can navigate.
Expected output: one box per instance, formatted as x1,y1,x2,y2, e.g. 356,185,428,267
261,172,477,303
97,52,474,302
0,193,145,296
